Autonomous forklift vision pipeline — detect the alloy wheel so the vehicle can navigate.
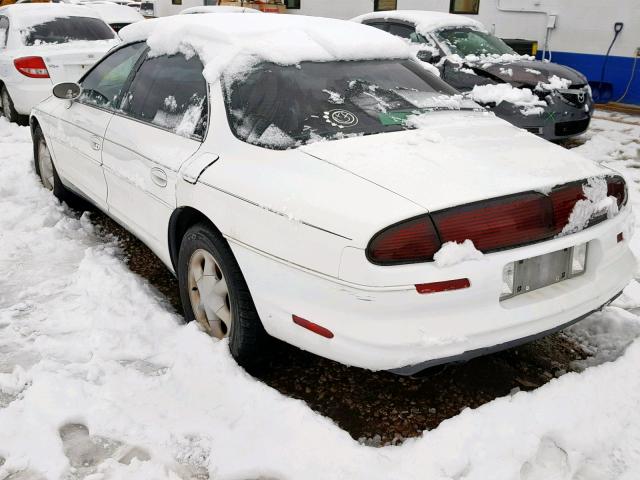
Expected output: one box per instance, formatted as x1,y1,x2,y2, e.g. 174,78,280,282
187,248,232,339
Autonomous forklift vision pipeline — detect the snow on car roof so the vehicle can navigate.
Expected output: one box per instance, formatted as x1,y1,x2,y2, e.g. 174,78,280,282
352,10,486,35
85,3,144,24
0,4,103,29
119,13,411,82
180,5,261,14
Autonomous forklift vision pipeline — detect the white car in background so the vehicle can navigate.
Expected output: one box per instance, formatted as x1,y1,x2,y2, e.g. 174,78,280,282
84,2,144,32
0,4,119,123
179,6,260,14
30,14,635,375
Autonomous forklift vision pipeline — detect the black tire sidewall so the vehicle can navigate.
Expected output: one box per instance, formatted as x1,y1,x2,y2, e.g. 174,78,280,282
1,86,19,124
33,126,71,202
177,223,266,365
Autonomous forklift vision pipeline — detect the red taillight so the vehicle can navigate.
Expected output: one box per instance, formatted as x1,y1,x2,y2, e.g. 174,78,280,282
433,193,554,253
292,315,334,339
607,175,627,208
367,216,440,265
14,56,50,78
367,176,627,265
415,278,470,294
549,182,585,234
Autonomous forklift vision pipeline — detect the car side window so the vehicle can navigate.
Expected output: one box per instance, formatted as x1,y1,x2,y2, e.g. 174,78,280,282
79,42,146,111
121,53,208,140
0,17,9,48
388,23,417,40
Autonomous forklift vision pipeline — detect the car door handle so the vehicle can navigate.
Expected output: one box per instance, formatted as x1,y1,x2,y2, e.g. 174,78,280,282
150,167,167,188
91,136,101,151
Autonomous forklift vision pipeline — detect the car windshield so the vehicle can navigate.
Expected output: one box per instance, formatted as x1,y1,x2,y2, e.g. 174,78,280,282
435,27,516,57
224,60,478,149
21,17,115,46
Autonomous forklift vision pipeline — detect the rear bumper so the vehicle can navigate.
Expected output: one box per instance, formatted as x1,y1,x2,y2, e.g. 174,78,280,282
5,79,53,115
390,290,622,375
230,207,636,372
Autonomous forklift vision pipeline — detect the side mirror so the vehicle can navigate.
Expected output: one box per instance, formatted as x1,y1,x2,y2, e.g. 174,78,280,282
53,82,82,100
417,50,440,64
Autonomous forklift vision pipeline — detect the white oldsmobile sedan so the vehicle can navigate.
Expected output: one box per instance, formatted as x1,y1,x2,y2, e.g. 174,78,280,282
0,4,119,123
30,14,635,375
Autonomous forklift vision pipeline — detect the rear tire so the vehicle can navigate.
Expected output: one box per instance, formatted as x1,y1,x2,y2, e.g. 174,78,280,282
1,86,27,125
177,223,270,371
33,126,74,203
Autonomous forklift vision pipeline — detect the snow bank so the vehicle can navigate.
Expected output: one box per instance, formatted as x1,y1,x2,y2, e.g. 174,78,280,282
1,113,640,480
119,14,411,83
434,240,484,267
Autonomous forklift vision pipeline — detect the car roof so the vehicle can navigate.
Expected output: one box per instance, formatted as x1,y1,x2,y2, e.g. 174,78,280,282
352,10,486,34
180,5,261,14
0,3,103,25
119,13,411,80
85,2,143,23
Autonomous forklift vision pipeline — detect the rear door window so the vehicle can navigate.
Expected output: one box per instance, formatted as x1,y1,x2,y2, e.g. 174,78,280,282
21,17,115,46
79,42,147,111
121,53,208,139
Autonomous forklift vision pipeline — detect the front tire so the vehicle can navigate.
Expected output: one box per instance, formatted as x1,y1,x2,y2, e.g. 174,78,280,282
178,223,269,370
33,126,74,203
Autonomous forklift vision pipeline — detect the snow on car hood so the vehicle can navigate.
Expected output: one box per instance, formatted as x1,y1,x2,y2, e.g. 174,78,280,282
300,112,608,212
473,58,588,89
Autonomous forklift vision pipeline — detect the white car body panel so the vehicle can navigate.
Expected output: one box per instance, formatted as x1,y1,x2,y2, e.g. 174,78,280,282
0,4,118,115
231,207,634,372
102,114,201,260
30,15,636,373
39,100,111,210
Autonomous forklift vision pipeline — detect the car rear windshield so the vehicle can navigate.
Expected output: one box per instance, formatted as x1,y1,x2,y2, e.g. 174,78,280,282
21,17,115,46
224,60,477,149
435,27,516,57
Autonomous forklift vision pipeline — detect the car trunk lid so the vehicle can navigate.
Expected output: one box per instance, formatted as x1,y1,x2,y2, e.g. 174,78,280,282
300,111,608,212
18,40,119,84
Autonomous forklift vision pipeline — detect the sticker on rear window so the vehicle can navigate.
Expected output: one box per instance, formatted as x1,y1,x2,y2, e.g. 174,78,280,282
323,109,358,128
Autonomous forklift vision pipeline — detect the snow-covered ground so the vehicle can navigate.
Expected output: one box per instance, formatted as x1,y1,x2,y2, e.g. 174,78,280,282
1,113,640,480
